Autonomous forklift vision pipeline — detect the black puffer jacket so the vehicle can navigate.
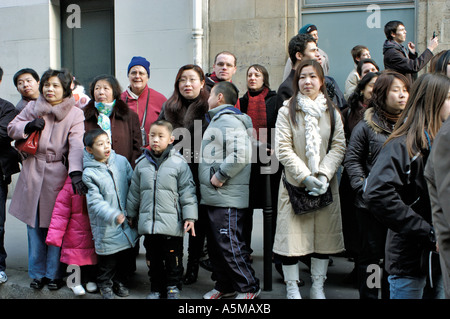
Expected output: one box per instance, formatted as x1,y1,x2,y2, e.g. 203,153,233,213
343,107,393,209
0,98,20,183
363,135,434,277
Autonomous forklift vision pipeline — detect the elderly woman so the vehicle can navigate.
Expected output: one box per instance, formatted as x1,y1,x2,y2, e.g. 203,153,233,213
8,68,85,290
274,60,346,299
84,74,142,168
120,56,166,146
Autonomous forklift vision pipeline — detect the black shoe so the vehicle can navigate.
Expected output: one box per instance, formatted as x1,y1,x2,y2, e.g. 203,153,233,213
48,279,65,290
30,278,48,289
183,261,199,285
113,282,129,297
199,259,213,272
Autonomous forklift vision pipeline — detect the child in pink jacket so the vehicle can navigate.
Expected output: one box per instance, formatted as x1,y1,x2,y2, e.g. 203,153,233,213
46,176,98,296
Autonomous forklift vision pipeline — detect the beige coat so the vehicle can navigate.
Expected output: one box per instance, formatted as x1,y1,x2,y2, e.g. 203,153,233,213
273,101,346,257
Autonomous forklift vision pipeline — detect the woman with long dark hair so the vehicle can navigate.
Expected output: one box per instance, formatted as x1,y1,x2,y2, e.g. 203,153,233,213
364,72,450,299
344,70,410,298
274,60,346,299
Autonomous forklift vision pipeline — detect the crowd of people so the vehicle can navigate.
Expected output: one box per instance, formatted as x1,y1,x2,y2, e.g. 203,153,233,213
0,20,449,300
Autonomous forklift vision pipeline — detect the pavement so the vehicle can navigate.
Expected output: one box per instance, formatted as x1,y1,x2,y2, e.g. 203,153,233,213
0,199,359,301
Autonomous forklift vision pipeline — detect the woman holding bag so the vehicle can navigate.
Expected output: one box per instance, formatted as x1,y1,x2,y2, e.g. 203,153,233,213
273,60,346,299
8,68,86,290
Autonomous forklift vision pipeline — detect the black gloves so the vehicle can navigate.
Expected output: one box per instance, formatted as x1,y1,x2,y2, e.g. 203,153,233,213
25,118,45,134
69,171,88,195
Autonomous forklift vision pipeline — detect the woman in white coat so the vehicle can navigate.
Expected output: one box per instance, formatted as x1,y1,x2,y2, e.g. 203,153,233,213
274,60,346,299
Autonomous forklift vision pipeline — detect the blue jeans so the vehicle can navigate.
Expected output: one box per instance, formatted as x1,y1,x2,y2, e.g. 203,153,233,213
388,275,426,299
388,274,445,299
27,211,62,280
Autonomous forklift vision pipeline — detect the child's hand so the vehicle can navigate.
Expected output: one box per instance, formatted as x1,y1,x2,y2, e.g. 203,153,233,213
116,214,125,225
210,174,223,188
184,220,196,237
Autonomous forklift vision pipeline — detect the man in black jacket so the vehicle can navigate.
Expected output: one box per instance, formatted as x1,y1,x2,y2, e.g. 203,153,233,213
277,33,347,110
383,20,439,83
0,67,21,284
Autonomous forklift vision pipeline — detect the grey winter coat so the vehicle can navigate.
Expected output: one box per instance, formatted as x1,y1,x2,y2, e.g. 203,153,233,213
199,104,253,209
82,149,138,255
127,147,198,237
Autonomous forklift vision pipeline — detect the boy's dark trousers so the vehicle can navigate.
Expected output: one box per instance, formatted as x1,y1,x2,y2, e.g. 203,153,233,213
96,248,134,289
144,234,184,296
206,206,260,293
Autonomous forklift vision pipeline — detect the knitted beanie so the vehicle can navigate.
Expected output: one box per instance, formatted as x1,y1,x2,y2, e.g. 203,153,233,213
127,56,150,76
299,24,317,35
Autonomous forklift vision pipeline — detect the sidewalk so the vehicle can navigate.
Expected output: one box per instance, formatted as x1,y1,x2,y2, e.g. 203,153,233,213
0,199,359,300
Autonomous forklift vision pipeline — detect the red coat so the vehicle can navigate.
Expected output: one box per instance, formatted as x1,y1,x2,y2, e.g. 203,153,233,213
120,86,166,145
46,177,97,266
7,95,85,228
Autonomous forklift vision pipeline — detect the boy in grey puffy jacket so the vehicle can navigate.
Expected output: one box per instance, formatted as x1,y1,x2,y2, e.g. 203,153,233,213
199,82,261,299
127,120,198,299
82,128,138,299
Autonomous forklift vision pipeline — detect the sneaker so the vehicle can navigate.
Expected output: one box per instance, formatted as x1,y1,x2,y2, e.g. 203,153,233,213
235,288,261,299
100,287,115,299
203,288,236,299
113,282,129,297
71,284,86,296
0,271,7,283
146,291,161,299
167,286,180,299
86,282,98,293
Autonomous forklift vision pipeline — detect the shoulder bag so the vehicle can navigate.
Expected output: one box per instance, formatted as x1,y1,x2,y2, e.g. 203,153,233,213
282,102,335,215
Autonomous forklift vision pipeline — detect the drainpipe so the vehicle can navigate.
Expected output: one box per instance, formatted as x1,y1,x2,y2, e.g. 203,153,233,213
192,0,204,68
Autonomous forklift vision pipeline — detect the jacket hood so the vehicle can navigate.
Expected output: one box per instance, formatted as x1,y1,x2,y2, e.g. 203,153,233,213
83,148,117,169
208,104,253,130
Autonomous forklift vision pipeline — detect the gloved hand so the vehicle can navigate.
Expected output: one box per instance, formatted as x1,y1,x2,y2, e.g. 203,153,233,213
315,175,329,195
24,118,45,134
69,171,88,195
302,176,324,196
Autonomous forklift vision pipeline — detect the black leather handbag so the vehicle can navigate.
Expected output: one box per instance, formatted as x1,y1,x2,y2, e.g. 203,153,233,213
282,175,333,215
282,101,336,215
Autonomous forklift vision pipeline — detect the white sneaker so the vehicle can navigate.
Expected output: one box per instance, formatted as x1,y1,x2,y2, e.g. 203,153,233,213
235,288,261,299
203,289,236,299
86,282,98,293
0,271,7,283
71,284,86,296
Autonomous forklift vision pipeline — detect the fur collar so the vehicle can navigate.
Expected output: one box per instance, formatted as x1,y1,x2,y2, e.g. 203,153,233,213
364,107,392,134
34,95,75,121
84,99,130,121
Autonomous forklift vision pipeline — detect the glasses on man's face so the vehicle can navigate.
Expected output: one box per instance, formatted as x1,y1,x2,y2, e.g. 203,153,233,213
179,77,200,84
215,62,235,68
